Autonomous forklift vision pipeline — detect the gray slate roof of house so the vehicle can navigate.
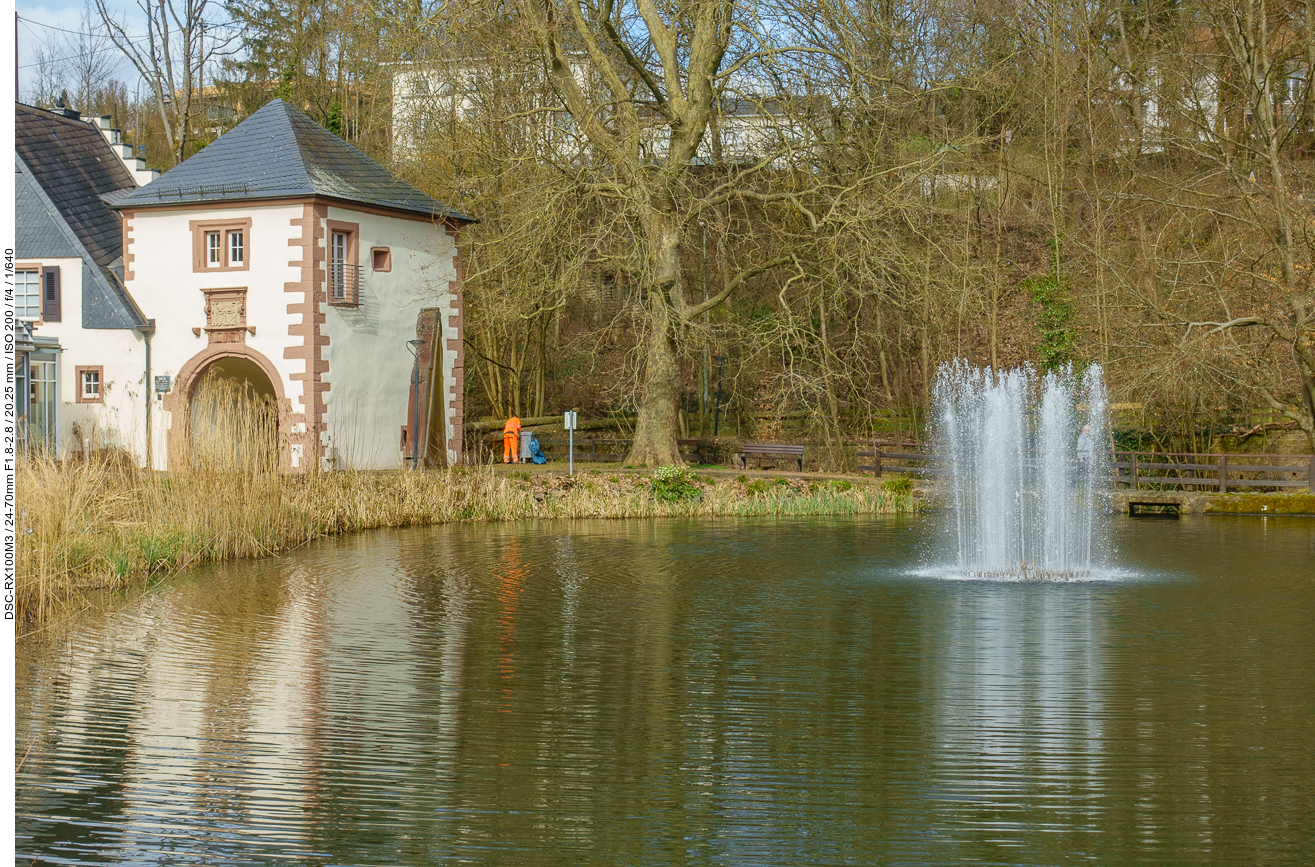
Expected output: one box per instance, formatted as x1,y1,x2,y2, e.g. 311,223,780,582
16,167,82,259
113,99,474,222
15,103,145,330
16,103,136,268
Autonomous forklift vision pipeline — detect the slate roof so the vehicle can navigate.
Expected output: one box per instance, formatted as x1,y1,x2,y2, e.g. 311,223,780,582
16,167,83,259
113,99,474,222
16,103,136,268
15,104,145,329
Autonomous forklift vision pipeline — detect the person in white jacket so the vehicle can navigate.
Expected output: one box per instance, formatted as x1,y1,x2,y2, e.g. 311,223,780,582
1076,425,1093,464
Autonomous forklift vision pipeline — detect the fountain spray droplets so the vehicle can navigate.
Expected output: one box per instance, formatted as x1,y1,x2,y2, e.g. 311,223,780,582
934,362,1109,580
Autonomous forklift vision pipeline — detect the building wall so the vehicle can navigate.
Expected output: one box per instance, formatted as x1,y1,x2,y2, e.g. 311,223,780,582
122,200,463,472
320,205,460,469
124,202,304,470
15,256,145,459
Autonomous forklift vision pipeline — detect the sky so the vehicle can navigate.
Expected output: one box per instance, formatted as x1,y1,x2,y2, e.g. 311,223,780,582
15,0,151,102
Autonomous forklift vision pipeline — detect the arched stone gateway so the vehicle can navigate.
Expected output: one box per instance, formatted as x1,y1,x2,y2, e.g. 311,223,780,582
164,346,299,471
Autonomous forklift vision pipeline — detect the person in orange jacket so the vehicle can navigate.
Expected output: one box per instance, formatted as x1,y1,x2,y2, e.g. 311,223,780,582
503,416,522,463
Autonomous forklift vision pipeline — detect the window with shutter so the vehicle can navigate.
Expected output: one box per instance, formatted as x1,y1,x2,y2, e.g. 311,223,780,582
16,270,40,319
42,266,61,322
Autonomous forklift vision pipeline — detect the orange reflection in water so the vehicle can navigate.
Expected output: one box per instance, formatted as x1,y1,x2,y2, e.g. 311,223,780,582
494,538,529,713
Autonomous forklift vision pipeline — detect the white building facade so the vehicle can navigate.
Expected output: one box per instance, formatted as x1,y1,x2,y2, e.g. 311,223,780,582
15,102,156,458
113,99,473,471
17,98,471,471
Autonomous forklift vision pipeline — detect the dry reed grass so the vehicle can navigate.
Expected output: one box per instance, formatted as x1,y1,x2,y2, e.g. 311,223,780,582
17,375,915,630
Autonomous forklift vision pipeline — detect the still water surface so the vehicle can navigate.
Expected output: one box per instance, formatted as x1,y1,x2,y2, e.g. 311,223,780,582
16,515,1315,865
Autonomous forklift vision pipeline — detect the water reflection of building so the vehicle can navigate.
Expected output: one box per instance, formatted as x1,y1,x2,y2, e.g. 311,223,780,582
116,559,328,853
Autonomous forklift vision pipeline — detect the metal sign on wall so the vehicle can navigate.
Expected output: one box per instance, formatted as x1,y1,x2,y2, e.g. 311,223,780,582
154,375,172,394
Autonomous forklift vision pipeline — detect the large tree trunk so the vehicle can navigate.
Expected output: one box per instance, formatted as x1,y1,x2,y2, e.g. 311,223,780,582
627,301,684,466
627,206,685,466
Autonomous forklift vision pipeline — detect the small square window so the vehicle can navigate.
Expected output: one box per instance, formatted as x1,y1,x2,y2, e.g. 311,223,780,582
77,367,104,404
372,247,392,272
229,230,244,265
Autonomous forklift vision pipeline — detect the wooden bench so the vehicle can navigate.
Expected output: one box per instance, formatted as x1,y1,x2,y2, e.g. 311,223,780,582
738,443,804,471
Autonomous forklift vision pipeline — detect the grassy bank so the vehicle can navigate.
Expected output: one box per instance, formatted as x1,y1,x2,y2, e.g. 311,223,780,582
1203,492,1315,514
17,457,915,629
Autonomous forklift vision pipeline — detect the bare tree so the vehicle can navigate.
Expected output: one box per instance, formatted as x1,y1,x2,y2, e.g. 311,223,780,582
95,0,238,165
384,0,1314,456
65,3,125,113
511,0,826,465
24,37,69,107
1096,0,1315,448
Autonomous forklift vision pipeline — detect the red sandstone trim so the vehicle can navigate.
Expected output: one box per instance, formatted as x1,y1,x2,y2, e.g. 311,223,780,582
122,210,136,282
444,225,465,465
285,203,330,470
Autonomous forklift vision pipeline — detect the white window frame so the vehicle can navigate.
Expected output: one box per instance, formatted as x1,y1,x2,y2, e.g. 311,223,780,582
16,269,41,319
330,231,349,303
80,368,101,401
192,219,251,273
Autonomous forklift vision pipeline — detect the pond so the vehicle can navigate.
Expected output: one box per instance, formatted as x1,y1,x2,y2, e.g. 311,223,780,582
16,514,1315,865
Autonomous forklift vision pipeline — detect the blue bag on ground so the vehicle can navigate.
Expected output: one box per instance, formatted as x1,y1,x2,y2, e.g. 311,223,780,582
528,433,548,464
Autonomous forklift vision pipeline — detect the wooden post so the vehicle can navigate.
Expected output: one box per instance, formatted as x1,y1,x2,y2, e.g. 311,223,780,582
1131,453,1138,489
1308,455,1314,494
1218,454,1228,493
875,444,883,478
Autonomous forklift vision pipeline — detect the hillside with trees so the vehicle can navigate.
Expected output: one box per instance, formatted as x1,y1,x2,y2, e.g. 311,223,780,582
26,0,1315,461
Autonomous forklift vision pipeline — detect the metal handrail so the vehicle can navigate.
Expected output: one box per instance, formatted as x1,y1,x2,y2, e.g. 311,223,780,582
329,263,362,306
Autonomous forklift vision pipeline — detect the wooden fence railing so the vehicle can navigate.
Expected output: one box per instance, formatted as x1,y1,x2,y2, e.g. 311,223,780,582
535,437,630,463
1111,451,1315,493
854,446,1314,492
473,431,1314,492
856,444,941,477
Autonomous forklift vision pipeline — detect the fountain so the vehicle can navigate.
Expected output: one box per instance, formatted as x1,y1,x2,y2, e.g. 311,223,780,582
933,362,1109,580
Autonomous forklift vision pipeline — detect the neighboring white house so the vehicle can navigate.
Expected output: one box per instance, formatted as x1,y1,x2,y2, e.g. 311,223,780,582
16,98,473,470
15,101,155,457
391,59,816,167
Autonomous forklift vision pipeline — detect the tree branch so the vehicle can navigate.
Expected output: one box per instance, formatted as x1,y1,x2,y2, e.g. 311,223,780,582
679,254,796,320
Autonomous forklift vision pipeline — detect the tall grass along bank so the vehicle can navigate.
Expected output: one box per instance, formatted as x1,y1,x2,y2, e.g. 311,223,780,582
18,458,914,630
